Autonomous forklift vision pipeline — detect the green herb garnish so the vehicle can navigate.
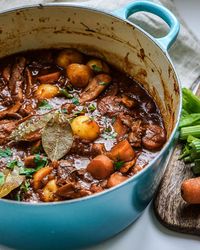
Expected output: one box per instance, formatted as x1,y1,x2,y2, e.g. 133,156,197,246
34,154,48,168
98,81,109,86
0,172,5,186
38,100,53,110
7,160,24,170
20,167,39,176
0,148,12,158
73,108,86,116
92,64,102,72
61,108,68,114
59,89,73,99
88,104,96,112
114,161,125,171
102,130,117,140
20,180,30,193
72,97,79,106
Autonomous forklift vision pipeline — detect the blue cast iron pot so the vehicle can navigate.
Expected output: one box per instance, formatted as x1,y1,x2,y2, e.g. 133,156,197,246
0,1,181,249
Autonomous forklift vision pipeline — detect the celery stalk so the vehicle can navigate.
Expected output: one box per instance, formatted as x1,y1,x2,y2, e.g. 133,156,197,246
180,125,200,140
182,88,200,113
192,159,200,175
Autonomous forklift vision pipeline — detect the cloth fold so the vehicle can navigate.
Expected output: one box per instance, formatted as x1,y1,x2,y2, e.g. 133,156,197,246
0,0,199,87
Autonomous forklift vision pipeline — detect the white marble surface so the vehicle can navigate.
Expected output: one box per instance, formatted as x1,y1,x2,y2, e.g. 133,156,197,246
1,1,200,249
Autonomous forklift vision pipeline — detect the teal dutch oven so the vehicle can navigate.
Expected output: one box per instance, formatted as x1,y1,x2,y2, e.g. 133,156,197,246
0,1,181,249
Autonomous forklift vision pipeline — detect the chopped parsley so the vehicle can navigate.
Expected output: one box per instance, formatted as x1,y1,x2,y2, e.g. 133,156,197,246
19,154,47,176
92,64,102,72
101,131,117,140
59,88,73,99
88,104,96,112
73,108,86,116
114,161,125,171
0,147,12,158
72,97,80,106
20,180,30,193
61,108,68,114
66,83,73,91
0,172,5,186
111,117,116,124
20,167,38,176
34,154,48,168
38,100,53,110
98,81,109,86
7,160,24,170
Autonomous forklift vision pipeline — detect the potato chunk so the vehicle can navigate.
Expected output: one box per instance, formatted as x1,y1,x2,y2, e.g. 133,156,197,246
56,49,83,68
35,84,59,100
67,63,93,88
71,115,100,141
42,179,58,202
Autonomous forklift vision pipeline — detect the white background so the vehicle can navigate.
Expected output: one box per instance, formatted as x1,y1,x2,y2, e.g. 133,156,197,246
1,0,200,249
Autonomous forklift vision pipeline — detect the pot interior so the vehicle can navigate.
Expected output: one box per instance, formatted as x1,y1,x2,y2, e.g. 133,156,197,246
0,5,181,138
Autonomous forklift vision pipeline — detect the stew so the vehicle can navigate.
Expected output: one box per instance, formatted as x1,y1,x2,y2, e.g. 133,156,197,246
0,49,166,202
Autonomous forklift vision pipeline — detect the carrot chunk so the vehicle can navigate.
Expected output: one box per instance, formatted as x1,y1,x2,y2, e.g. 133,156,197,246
181,177,200,204
107,172,128,188
87,155,114,180
33,166,53,190
38,71,61,84
107,139,135,162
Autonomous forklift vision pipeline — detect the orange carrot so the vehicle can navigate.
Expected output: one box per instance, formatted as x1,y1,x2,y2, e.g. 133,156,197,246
87,155,114,180
181,177,200,204
107,139,135,162
107,172,128,188
38,71,61,84
33,166,53,190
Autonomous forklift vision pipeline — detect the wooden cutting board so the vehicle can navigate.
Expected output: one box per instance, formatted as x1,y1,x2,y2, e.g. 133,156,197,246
153,82,200,235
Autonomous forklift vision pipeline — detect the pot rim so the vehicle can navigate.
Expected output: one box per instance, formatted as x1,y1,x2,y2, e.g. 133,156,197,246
0,3,182,206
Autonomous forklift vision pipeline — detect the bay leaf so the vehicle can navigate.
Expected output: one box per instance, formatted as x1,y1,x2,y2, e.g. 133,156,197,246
10,111,55,142
0,167,25,198
41,113,74,161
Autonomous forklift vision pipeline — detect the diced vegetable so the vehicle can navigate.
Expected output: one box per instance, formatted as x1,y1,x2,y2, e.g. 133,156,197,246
87,59,110,73
107,172,128,188
180,125,200,140
67,63,93,88
71,115,100,141
42,179,58,202
179,113,200,128
107,140,135,162
0,148,12,158
0,172,5,186
59,88,73,99
35,84,59,100
38,100,53,110
87,155,114,179
182,88,200,113
181,177,200,204
38,72,61,85
56,49,83,68
33,166,53,190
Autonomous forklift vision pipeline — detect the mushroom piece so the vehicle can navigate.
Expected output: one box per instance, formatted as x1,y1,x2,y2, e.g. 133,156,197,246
79,74,111,103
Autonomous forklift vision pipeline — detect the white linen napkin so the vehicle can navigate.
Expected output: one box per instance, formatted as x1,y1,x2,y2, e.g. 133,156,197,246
0,0,200,88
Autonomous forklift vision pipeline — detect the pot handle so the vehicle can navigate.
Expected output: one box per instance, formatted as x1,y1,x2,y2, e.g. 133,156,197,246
113,1,180,51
